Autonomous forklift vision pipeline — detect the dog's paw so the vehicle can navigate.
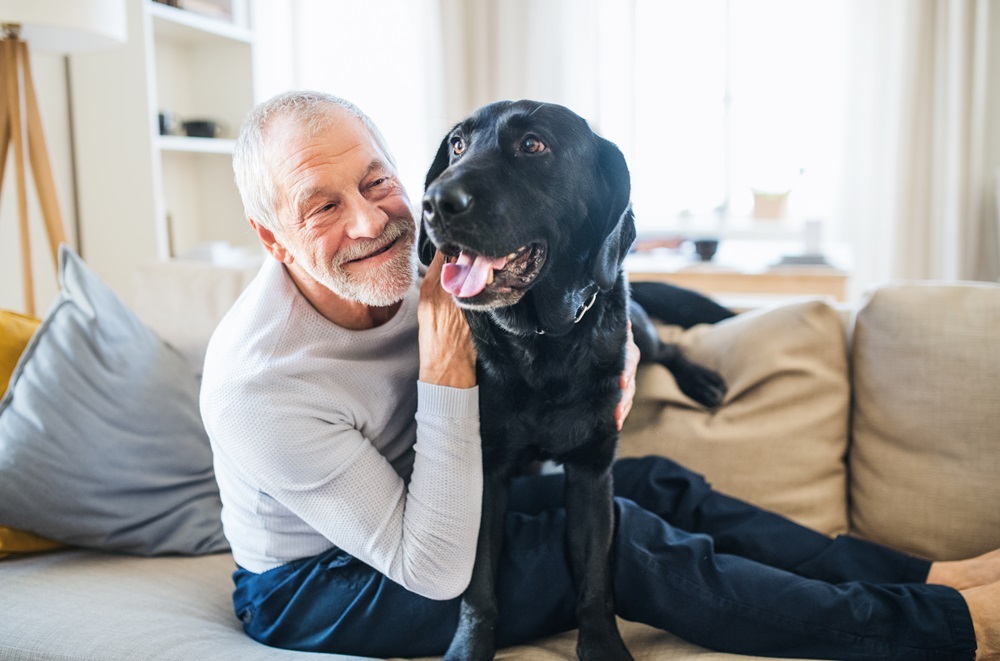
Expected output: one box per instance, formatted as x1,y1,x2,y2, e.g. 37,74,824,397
676,365,728,409
577,630,635,661
443,633,495,661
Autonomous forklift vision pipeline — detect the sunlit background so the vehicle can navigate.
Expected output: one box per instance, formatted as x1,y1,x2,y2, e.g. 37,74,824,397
1,0,998,310
255,0,1000,299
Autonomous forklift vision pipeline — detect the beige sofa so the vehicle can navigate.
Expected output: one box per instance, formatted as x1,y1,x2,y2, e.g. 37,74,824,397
1,259,998,661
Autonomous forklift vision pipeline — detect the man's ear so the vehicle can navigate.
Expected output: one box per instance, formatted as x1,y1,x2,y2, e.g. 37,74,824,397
418,129,456,266
592,137,636,292
250,218,293,264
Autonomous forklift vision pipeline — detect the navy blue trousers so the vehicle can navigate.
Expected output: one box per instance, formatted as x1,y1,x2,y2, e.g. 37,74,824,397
231,456,976,659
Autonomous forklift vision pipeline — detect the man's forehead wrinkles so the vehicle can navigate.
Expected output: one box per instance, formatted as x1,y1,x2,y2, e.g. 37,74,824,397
289,157,387,207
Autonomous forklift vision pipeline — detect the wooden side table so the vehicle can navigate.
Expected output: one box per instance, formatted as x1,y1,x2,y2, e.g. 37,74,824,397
625,253,850,304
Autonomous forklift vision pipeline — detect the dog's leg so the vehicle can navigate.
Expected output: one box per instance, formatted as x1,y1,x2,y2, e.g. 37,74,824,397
629,300,727,408
629,281,735,328
564,458,634,661
658,346,728,408
444,468,508,661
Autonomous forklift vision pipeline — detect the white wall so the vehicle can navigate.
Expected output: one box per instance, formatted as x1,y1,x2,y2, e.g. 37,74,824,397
0,53,78,315
252,0,447,207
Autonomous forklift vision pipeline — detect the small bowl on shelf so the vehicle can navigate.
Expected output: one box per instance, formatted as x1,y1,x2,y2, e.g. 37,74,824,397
182,120,222,139
692,239,720,262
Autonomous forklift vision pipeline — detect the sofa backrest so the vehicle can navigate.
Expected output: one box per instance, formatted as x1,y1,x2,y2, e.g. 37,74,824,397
848,281,1000,560
135,262,1000,561
133,261,261,376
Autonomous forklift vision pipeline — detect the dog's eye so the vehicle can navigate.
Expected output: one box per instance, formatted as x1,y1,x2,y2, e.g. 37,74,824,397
451,137,465,156
520,136,546,154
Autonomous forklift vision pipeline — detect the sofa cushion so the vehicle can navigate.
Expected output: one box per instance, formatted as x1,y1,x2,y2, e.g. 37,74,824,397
1,308,40,392
0,310,69,558
0,525,66,560
0,550,354,661
618,298,850,536
0,550,785,661
850,282,1000,560
0,246,227,555
132,260,261,375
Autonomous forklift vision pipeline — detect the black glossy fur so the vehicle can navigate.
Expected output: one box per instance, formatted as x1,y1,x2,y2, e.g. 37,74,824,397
420,100,730,661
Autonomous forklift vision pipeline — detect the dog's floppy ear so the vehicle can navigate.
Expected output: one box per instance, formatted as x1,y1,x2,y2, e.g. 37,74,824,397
592,137,637,292
424,131,454,191
418,132,456,266
417,221,436,267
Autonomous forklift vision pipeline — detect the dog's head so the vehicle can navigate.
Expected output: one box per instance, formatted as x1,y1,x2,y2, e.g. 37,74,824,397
420,100,635,334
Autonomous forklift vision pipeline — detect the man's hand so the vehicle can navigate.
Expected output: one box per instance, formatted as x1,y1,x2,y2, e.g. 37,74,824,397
615,321,640,430
418,252,477,389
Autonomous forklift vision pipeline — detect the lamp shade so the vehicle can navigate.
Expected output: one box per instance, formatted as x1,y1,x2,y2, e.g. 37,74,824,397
0,0,127,53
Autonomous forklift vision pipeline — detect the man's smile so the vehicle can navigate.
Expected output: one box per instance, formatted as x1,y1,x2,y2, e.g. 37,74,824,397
343,236,400,266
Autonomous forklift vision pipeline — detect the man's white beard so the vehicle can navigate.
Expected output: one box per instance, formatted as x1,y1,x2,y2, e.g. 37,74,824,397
292,216,417,308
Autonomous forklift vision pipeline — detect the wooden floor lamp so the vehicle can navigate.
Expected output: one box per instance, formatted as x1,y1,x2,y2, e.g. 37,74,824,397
0,24,66,317
0,1,126,316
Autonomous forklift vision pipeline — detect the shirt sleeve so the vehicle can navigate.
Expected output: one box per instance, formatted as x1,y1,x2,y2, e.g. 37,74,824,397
211,375,482,601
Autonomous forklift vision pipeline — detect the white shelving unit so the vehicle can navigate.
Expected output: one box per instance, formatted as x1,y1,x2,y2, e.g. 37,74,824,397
69,0,260,300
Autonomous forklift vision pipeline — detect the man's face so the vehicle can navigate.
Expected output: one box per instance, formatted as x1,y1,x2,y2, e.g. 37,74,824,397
266,111,416,307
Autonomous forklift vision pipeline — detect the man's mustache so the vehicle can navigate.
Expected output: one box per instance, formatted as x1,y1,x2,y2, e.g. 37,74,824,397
336,216,414,265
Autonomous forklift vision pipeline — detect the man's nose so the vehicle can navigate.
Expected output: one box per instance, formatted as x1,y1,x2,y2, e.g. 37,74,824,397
346,198,389,239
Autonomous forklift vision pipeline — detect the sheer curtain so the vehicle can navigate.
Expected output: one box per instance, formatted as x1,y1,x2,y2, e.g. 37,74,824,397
435,0,1000,292
251,0,448,206
841,0,999,290
436,0,601,124
252,1,1000,290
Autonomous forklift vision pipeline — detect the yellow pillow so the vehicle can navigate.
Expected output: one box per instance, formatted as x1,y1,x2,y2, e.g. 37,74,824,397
1,310,67,558
0,526,66,559
1,308,41,393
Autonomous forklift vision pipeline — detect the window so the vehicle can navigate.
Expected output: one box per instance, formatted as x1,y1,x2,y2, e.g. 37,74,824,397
602,0,850,236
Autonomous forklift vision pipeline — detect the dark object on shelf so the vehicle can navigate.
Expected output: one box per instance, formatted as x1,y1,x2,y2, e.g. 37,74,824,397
693,239,719,261
158,111,182,136
182,120,220,139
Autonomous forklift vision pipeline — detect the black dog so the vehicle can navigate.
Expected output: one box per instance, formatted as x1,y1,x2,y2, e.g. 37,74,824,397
420,100,731,661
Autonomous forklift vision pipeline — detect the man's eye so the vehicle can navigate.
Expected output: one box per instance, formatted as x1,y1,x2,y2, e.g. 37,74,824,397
371,178,386,187
319,202,337,213
451,136,465,156
520,135,545,154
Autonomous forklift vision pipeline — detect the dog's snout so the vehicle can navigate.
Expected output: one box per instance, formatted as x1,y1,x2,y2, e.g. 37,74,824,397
424,184,473,222
421,199,435,220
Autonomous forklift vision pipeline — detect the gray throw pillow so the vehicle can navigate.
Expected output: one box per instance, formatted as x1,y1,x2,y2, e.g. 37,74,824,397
0,246,228,555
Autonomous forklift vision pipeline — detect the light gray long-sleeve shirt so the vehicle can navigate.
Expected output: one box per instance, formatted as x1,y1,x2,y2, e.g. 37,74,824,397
200,257,482,600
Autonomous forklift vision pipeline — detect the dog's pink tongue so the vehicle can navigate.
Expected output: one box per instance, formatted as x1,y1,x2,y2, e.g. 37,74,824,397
441,251,507,298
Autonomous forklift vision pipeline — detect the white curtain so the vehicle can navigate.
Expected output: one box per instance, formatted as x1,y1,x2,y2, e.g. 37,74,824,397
436,0,1000,292
253,0,1000,290
842,0,1000,291
437,0,602,124
251,0,448,207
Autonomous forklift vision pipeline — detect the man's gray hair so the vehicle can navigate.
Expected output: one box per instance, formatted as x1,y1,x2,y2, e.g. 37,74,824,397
232,90,396,233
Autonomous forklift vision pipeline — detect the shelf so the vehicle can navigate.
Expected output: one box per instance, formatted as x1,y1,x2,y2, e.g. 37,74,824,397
158,135,236,154
625,237,851,302
69,0,256,293
636,214,808,242
149,1,252,44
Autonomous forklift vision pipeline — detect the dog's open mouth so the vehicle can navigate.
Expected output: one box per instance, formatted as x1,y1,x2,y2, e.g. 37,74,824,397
440,243,547,299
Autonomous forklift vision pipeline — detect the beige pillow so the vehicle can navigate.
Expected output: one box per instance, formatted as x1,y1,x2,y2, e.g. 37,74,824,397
850,282,1000,560
619,298,850,536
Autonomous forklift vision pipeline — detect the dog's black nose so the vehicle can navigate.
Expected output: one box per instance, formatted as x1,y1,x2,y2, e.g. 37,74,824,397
424,184,473,221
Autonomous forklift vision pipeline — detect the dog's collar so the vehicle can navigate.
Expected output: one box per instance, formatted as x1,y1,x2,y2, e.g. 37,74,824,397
535,288,599,336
